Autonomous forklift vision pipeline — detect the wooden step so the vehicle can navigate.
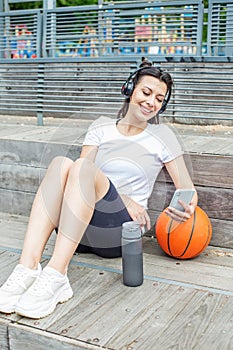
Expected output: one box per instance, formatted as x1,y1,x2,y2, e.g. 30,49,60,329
0,118,232,249
1,212,233,349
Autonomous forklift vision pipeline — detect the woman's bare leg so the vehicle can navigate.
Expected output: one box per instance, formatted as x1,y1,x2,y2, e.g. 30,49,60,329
47,158,110,274
19,156,73,269
0,156,111,316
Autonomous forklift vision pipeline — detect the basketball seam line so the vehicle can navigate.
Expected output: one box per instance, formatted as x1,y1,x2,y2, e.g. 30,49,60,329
179,210,196,258
167,212,196,258
192,220,212,258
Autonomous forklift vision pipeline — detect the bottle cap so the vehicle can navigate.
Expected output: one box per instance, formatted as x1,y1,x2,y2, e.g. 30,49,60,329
122,221,142,239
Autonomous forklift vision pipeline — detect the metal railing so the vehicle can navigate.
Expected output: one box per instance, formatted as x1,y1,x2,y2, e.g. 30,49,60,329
208,0,233,56
1,0,233,59
0,59,134,125
0,9,42,59
0,59,233,125
0,0,206,59
170,62,233,121
44,1,204,58
0,1,232,126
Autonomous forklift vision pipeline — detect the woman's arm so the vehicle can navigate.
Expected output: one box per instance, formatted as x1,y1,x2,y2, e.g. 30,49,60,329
164,155,198,222
79,145,98,161
120,194,151,231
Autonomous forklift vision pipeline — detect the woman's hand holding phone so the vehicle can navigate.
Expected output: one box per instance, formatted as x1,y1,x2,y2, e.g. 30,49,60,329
165,189,196,222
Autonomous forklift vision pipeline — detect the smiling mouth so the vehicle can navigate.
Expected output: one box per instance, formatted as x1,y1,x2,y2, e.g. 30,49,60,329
140,105,154,115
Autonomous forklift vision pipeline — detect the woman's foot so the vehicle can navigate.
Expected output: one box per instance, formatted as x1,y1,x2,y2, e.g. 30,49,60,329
15,266,73,319
0,263,42,314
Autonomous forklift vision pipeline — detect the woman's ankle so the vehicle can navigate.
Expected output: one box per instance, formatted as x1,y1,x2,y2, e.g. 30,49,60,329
19,258,40,271
46,261,67,275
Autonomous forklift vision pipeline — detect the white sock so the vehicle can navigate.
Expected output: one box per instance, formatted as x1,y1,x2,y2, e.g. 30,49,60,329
43,266,66,278
18,263,41,275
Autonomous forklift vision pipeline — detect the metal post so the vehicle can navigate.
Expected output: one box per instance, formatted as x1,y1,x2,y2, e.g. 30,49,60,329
37,64,45,126
98,0,104,56
37,11,43,58
5,14,11,59
44,0,56,58
196,0,204,56
43,0,56,11
226,3,233,56
113,9,119,55
0,1,4,58
4,0,10,12
214,3,220,56
207,0,220,56
207,0,213,56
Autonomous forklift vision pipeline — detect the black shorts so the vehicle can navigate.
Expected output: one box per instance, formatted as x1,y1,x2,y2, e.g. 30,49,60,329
76,180,131,258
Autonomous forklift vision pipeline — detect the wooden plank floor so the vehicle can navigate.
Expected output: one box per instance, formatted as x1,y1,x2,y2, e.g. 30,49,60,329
1,213,233,349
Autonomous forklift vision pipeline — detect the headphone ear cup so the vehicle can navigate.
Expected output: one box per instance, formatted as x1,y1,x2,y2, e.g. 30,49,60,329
158,100,167,114
121,80,134,98
158,86,172,114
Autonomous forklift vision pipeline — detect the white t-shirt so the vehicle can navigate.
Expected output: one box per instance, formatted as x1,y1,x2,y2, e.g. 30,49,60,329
83,116,183,209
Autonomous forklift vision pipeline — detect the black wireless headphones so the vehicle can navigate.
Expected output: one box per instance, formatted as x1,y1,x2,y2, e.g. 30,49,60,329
121,66,172,114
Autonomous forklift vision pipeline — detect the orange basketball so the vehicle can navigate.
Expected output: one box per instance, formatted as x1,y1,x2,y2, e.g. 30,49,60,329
155,206,212,259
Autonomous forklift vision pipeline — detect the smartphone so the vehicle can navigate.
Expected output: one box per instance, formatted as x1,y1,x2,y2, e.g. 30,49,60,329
169,189,195,212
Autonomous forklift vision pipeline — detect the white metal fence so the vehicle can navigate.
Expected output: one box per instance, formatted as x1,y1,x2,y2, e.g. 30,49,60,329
1,0,232,59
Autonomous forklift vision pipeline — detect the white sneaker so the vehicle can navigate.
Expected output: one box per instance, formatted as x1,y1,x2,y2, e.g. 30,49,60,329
0,263,42,314
15,266,73,319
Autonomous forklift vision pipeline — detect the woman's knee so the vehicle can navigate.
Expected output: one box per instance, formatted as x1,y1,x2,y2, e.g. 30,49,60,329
67,158,109,199
68,158,95,179
48,156,74,175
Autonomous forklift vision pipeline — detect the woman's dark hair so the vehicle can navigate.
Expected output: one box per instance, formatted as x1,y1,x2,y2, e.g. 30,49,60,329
118,59,173,124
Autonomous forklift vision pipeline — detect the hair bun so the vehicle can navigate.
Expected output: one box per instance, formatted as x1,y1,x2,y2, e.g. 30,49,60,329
139,57,152,68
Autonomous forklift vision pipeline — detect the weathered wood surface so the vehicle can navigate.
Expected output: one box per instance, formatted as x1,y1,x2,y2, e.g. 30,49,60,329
148,180,233,220
0,318,9,350
1,153,232,192
0,119,232,249
2,212,233,290
158,153,233,189
8,322,105,350
1,212,233,349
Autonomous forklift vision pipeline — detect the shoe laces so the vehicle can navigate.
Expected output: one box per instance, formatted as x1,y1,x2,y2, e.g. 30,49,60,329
29,271,55,296
3,268,28,291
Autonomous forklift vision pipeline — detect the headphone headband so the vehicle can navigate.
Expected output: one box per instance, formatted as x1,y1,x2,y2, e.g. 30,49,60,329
121,66,171,114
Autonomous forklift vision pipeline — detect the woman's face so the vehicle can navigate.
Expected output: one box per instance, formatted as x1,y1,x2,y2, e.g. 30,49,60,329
129,75,168,122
